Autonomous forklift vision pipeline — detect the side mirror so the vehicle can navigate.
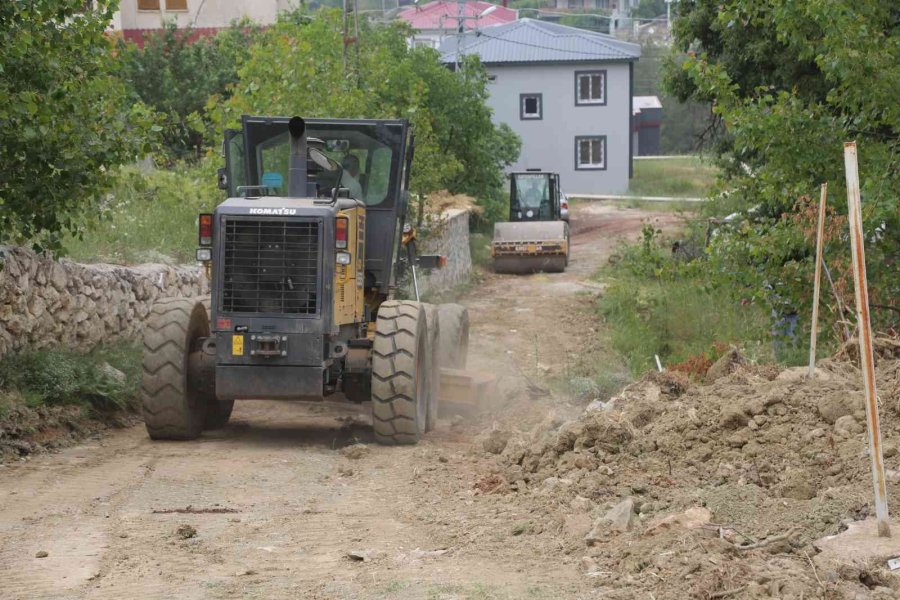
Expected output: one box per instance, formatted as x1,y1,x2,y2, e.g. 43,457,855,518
217,168,227,191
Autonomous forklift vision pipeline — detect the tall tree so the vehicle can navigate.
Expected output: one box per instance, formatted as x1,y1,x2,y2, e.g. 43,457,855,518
118,22,256,160
665,0,898,327
213,10,519,218
0,0,153,252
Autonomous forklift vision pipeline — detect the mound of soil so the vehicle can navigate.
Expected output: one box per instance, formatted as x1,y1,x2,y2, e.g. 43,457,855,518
481,360,900,598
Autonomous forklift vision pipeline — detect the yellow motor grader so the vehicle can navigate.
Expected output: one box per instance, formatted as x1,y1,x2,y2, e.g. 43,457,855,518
139,115,484,444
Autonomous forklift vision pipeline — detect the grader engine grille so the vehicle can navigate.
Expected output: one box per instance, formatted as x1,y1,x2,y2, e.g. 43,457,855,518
222,219,320,315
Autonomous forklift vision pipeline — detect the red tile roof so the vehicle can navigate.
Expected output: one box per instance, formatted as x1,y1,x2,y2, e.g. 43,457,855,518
398,1,517,31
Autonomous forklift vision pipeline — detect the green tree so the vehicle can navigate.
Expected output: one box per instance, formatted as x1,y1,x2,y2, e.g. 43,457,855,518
0,0,153,252
118,21,256,159
665,0,898,330
633,42,713,154
213,10,519,217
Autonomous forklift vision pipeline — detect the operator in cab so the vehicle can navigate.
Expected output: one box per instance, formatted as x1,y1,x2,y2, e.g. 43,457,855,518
341,154,363,200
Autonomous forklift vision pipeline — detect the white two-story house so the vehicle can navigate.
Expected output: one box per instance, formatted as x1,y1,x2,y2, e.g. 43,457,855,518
440,19,640,195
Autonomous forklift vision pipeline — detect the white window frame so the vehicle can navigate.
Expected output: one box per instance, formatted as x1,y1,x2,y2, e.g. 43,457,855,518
519,93,542,120
575,70,607,106
575,136,607,170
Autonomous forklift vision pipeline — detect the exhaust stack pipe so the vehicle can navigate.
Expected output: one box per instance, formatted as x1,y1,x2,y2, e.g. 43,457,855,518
288,116,310,198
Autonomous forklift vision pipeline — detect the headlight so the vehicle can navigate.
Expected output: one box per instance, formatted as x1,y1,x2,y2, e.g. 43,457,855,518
196,248,212,262
336,252,351,265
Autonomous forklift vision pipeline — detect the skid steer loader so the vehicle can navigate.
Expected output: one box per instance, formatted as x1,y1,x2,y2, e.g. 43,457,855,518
491,171,570,274
140,115,472,444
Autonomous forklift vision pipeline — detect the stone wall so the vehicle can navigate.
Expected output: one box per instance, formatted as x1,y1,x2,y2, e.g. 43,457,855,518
414,208,473,299
0,246,206,358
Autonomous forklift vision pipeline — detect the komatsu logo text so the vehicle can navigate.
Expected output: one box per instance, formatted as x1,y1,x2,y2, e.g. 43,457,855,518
248,208,298,216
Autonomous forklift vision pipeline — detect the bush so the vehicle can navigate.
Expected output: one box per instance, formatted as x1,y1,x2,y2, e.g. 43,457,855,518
64,161,220,264
597,224,801,375
0,343,142,414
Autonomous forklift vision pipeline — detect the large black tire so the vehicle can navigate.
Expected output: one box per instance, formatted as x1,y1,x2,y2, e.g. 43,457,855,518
423,304,441,432
141,298,210,440
371,301,429,445
437,303,469,370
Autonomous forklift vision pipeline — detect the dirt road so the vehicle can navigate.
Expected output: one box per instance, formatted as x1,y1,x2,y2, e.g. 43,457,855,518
0,204,676,600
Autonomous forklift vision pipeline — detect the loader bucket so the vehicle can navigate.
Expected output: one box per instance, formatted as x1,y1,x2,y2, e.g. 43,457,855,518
491,221,568,274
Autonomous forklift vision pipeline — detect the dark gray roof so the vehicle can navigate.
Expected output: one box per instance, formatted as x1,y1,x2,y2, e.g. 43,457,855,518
439,18,641,65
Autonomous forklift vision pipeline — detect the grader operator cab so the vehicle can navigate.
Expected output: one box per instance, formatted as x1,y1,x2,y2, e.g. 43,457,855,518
491,170,570,273
140,115,470,445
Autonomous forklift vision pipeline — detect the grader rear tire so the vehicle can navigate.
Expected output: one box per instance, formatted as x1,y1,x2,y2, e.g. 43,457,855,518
141,298,210,440
437,303,469,370
423,304,441,432
371,301,429,445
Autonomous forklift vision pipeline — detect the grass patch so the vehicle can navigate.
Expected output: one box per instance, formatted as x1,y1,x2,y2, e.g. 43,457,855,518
64,162,220,265
469,231,493,270
626,156,719,198
595,224,808,375
599,277,773,375
0,342,142,415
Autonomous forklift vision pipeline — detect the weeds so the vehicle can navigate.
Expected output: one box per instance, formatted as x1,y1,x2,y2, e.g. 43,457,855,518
64,161,221,265
0,342,142,415
627,157,719,198
469,231,493,270
596,224,811,375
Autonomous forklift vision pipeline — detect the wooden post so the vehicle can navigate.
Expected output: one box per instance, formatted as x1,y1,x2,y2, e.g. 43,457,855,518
808,183,827,378
844,141,890,537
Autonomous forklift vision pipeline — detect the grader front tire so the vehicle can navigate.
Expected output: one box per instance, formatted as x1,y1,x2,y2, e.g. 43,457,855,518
371,301,428,445
141,298,210,440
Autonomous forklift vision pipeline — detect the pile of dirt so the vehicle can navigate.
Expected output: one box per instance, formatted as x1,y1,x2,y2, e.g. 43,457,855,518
479,359,900,598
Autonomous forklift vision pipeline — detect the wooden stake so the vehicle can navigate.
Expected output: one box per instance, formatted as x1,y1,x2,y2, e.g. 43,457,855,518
844,141,890,537
808,183,827,378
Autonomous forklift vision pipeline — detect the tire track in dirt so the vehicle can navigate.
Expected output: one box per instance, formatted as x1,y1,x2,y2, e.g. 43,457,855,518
0,203,678,599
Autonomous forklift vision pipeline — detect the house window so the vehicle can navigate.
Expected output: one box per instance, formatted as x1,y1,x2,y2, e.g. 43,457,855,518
138,0,187,9
520,93,542,120
575,70,606,105
575,136,606,170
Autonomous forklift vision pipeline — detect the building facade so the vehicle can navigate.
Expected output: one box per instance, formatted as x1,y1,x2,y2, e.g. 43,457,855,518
441,19,640,195
632,95,662,156
111,0,298,44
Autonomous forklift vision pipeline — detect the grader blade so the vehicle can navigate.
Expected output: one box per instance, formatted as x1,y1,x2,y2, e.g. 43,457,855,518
438,367,496,416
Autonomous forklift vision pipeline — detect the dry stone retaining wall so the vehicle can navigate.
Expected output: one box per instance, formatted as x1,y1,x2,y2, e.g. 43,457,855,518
414,208,472,298
0,246,206,358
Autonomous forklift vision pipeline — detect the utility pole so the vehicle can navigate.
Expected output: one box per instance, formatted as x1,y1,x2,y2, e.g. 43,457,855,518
455,0,464,72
